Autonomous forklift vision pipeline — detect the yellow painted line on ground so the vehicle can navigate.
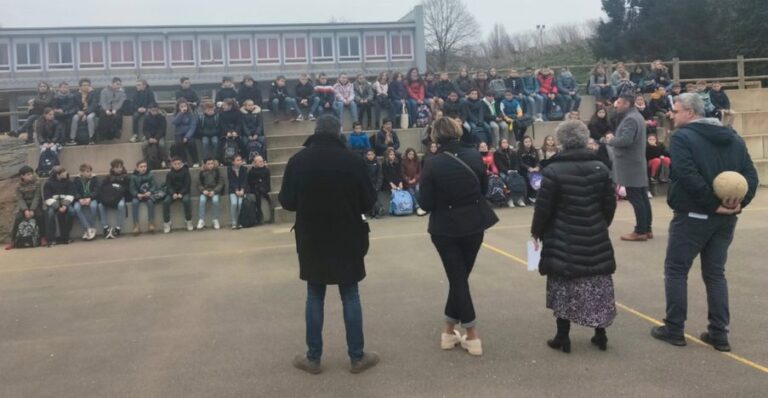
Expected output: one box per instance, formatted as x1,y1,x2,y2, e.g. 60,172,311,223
481,241,768,375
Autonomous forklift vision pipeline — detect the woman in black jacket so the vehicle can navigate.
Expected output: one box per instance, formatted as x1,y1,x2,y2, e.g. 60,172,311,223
417,117,499,357
530,120,617,354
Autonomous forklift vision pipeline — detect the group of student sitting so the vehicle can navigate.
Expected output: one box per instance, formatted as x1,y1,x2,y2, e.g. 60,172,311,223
7,152,272,249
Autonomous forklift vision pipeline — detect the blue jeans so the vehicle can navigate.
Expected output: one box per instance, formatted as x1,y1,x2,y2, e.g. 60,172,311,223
560,93,581,112
201,136,219,161
199,194,220,221
664,213,737,340
98,200,125,230
304,96,322,117
406,186,420,210
526,94,544,116
229,193,243,226
271,97,298,117
333,100,359,126
132,111,146,136
305,282,364,362
74,200,99,229
131,198,156,224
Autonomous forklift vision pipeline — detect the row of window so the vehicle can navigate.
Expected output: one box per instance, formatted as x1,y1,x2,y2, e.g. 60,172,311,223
0,32,414,72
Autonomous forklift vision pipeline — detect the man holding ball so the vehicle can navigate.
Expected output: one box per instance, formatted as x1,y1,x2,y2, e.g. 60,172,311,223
651,93,758,351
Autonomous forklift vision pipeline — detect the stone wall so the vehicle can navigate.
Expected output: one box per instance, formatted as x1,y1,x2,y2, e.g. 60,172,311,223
0,136,29,241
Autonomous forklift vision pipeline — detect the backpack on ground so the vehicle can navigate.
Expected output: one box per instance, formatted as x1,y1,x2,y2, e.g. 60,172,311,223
14,219,40,248
485,175,508,206
145,143,163,170
238,196,263,228
246,139,265,164
389,189,414,216
415,104,432,128
75,121,90,145
36,148,60,177
507,171,527,196
223,139,240,165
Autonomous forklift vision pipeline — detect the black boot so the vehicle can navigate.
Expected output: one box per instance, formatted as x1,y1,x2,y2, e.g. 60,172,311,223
591,327,608,351
547,318,571,353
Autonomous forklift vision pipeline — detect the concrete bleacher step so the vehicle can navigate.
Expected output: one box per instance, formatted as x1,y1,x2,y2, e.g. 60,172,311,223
27,142,143,174
728,88,768,112
732,111,768,137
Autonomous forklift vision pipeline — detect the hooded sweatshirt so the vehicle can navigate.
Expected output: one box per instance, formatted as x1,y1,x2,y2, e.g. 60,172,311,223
667,118,759,215
198,167,224,194
166,166,191,196
556,72,578,94
536,71,558,95
53,91,79,117
521,74,539,95
99,87,126,112
133,85,156,110
29,90,54,115
173,110,198,139
176,87,200,105
240,106,263,137
143,112,167,140
16,176,41,212
129,170,157,198
237,82,263,107
43,175,75,208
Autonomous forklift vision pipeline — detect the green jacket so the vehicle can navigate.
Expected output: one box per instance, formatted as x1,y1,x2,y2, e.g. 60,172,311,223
16,177,41,212
129,171,157,198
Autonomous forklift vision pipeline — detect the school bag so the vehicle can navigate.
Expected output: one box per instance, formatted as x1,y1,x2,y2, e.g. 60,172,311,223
238,196,263,228
14,219,40,248
223,139,240,165
546,104,565,121
75,121,90,145
529,172,543,191
507,171,527,196
485,175,508,206
145,143,163,170
415,104,432,128
99,178,127,208
389,189,414,216
245,139,265,164
36,148,60,177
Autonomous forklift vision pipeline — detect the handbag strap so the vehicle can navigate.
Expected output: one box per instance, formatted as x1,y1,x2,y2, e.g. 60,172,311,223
442,152,480,185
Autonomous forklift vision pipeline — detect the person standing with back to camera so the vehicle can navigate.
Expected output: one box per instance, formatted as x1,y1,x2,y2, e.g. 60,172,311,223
650,93,758,352
418,117,499,356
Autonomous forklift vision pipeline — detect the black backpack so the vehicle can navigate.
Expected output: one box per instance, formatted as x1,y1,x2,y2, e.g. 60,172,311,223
145,143,163,170
75,121,90,145
246,139,265,163
223,139,240,165
99,178,127,208
37,148,60,177
238,196,263,228
14,219,40,248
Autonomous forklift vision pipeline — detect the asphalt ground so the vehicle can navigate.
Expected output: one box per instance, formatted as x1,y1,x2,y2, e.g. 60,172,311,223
1,190,767,397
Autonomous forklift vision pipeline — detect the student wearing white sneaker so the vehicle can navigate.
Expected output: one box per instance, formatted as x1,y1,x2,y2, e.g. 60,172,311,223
418,117,499,356
73,163,100,241
197,158,224,230
162,157,193,233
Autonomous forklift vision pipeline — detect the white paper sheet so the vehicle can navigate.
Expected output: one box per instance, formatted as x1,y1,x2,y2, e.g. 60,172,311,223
527,240,541,271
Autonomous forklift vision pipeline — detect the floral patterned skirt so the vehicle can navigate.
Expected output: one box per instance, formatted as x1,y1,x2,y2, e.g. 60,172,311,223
546,274,617,328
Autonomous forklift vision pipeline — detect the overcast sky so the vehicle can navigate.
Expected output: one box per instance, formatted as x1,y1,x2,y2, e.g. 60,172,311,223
0,0,604,37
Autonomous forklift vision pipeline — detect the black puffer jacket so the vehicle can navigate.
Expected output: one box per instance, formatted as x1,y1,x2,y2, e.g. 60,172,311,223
531,149,617,278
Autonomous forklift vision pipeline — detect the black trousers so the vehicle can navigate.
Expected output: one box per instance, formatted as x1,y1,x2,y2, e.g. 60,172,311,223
357,102,373,128
625,186,653,234
431,232,484,327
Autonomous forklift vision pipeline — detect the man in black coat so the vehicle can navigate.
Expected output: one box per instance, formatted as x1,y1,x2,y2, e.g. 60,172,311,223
279,115,379,375
651,93,758,352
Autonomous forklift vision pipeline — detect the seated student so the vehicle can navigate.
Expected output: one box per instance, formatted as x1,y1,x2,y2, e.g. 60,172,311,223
404,68,428,127
270,75,298,122
389,72,408,126
567,110,581,121
294,73,318,122
197,102,221,161
536,65,559,102
247,155,272,221
141,103,168,168
474,71,489,95
373,119,401,156
630,64,647,89
197,157,224,230
240,99,264,152
227,155,248,229
401,147,426,216
478,142,498,175
347,121,370,156
481,90,507,148
218,98,242,135
129,160,157,235
35,108,64,150
172,100,199,167
521,67,544,121
43,166,75,247
634,95,657,135
505,69,526,103
7,166,45,249
667,82,683,104
648,86,673,120
488,67,507,100
73,163,100,241
354,74,374,129
588,64,613,104
69,78,99,145
518,136,541,203
695,80,717,116
372,72,390,128
215,76,239,108
52,82,78,142
422,141,439,168
311,72,336,120
646,134,670,183
98,159,129,239
97,77,126,141
130,79,156,143
382,147,404,192
162,157,193,233
11,81,53,143
588,107,611,141
433,72,458,106
454,67,473,98
333,73,358,125
237,75,263,108
442,91,465,120
556,67,581,112
463,89,488,144
709,81,734,122
175,77,200,109
363,149,384,218
424,71,437,105
494,138,526,207
543,92,565,121
538,135,560,167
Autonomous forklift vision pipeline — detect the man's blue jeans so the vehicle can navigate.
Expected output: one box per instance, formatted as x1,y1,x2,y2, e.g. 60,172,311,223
664,213,737,341
305,282,364,362
333,101,359,126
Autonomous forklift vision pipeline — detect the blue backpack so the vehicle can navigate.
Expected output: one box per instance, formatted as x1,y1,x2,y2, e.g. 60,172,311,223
389,189,414,216
37,148,60,177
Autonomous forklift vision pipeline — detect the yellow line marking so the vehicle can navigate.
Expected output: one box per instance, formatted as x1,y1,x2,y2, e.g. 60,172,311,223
481,242,768,375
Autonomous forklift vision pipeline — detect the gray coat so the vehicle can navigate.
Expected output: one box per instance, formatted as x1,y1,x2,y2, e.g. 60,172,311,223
99,87,126,112
608,107,647,187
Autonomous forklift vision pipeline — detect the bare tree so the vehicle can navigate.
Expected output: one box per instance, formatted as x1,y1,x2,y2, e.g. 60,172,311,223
482,24,514,63
422,0,480,71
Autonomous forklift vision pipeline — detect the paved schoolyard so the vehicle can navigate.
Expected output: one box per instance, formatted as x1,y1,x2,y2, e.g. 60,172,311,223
1,190,767,397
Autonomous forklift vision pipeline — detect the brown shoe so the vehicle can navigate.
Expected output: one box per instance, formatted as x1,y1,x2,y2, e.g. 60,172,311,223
148,223,156,233
647,232,654,239
132,225,140,235
292,355,322,375
621,232,648,241
350,352,380,374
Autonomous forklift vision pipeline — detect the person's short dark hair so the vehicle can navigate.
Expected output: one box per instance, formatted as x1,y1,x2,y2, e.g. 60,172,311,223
78,78,91,86
382,118,392,126
314,114,341,136
233,154,243,161
180,77,190,83
111,77,121,84
485,90,495,97
448,90,458,97
318,72,327,78
18,165,34,176
136,160,147,167
204,157,215,163
242,75,254,83
222,98,235,107
619,93,636,104
79,163,92,172
202,102,215,110
504,90,513,94
352,121,362,129
468,88,479,96
42,107,54,115
222,76,233,83
148,102,159,109
170,156,183,163
58,81,69,87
